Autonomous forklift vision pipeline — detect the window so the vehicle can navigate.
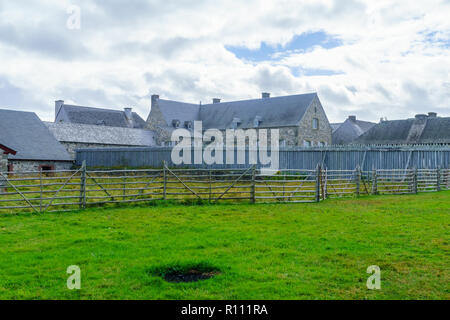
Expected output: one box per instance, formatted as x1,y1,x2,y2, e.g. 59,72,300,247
172,120,180,128
303,140,311,147
232,117,241,129
253,116,262,128
312,118,319,130
184,121,192,129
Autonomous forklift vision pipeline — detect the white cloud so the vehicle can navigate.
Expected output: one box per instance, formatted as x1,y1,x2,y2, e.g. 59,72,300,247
0,0,448,122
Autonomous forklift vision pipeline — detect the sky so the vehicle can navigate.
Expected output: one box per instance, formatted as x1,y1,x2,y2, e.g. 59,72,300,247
0,0,449,123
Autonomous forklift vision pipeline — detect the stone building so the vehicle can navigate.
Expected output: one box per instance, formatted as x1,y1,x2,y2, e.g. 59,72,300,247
147,92,332,147
332,116,376,145
45,122,156,158
0,109,73,172
48,101,156,158
354,113,450,145
55,100,147,128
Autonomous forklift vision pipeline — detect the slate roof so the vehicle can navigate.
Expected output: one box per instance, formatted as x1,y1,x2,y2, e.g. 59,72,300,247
45,122,156,146
156,99,200,128
0,109,72,161
355,116,450,144
200,93,318,129
57,104,147,128
332,118,376,145
155,93,318,130
331,123,342,132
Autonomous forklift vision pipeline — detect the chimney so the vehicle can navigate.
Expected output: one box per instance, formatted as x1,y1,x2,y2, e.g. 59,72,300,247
151,94,159,104
55,100,64,121
415,114,427,121
262,92,270,99
124,107,133,127
348,115,356,122
213,98,221,104
428,112,437,118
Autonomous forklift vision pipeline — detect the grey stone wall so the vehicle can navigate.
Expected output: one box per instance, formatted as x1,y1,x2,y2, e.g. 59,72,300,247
0,151,7,190
9,160,73,173
0,151,7,173
297,96,332,146
146,96,172,146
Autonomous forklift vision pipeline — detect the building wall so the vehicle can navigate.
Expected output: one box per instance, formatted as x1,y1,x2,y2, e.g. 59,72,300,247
146,96,172,146
9,160,73,173
297,96,332,146
0,151,7,190
147,95,332,147
0,151,7,172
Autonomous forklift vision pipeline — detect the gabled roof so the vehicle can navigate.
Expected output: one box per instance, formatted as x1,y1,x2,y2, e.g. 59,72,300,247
199,93,318,129
355,116,450,144
57,104,146,128
156,99,200,128
332,117,376,145
0,109,72,161
45,122,156,146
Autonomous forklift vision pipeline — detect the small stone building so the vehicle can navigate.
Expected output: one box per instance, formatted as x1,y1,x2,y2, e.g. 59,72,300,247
147,92,332,147
332,116,376,145
0,109,73,172
55,100,147,128
45,122,156,158
354,113,450,145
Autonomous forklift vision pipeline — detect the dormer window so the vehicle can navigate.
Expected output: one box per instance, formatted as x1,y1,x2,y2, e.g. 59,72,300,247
232,117,241,129
184,121,193,129
172,119,180,128
253,116,262,128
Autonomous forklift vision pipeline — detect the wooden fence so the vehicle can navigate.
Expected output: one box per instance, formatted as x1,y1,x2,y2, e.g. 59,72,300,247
75,145,450,170
0,163,449,214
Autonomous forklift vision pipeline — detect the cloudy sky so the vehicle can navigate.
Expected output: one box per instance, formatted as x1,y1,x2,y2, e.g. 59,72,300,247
0,0,449,123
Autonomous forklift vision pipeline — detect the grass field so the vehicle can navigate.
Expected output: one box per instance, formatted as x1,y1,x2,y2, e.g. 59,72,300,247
0,191,448,300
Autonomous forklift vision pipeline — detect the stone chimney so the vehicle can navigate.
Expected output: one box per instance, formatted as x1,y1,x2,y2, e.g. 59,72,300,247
428,112,437,118
213,98,221,104
124,107,133,127
262,92,270,99
407,114,428,143
348,115,356,122
55,100,64,120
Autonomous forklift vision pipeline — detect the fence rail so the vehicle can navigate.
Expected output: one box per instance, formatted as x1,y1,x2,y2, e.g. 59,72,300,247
0,163,449,214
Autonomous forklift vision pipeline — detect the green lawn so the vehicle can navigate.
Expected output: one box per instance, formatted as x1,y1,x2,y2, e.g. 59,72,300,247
0,192,448,300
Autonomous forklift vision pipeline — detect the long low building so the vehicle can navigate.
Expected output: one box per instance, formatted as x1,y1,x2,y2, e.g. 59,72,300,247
45,122,156,158
355,113,450,145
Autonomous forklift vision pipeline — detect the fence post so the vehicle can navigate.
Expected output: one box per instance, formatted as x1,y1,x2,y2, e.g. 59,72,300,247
371,170,378,195
355,165,361,197
413,167,418,194
251,166,256,204
79,160,86,209
436,167,441,192
39,168,43,213
209,169,212,203
315,164,321,202
163,161,167,200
